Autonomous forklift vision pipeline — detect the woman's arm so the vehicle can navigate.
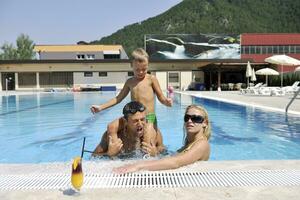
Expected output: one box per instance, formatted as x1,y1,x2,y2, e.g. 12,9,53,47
114,140,210,173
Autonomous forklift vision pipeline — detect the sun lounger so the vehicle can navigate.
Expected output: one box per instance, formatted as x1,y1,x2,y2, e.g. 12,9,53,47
240,82,263,94
282,81,300,95
258,87,285,96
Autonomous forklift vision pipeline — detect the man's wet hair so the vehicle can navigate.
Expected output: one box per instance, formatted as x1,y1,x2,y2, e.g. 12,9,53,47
123,101,146,120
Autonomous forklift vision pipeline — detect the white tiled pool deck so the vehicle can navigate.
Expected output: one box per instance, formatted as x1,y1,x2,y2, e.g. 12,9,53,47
0,91,300,199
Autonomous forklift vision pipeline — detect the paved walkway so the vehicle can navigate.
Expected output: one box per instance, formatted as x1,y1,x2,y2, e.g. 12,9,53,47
179,91,300,115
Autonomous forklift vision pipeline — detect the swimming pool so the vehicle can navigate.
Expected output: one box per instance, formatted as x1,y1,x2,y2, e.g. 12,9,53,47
0,92,299,163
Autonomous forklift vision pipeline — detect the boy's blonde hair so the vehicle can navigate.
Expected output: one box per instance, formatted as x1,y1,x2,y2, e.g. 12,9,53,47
131,48,149,63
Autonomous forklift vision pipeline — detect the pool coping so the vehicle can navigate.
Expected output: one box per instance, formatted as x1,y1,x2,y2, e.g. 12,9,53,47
0,160,300,199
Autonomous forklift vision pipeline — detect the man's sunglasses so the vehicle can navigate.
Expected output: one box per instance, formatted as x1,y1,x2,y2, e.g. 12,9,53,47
123,104,145,116
184,114,205,123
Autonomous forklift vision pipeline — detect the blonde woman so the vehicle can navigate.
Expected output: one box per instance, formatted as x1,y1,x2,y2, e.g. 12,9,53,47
114,105,211,173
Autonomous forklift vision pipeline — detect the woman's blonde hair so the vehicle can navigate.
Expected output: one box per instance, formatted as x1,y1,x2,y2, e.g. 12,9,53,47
131,48,149,63
182,105,211,146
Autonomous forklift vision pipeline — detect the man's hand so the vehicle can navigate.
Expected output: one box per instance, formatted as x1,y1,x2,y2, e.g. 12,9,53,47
141,141,158,156
90,105,101,114
107,136,123,157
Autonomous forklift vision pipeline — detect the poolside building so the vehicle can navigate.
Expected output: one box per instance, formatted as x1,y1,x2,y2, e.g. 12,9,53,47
0,33,299,91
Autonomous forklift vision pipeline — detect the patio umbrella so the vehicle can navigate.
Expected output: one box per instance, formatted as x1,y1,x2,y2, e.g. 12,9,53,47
264,55,300,87
255,68,279,86
251,68,256,82
246,61,252,87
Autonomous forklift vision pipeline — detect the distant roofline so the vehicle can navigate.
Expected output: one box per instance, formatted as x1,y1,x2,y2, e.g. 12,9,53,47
0,59,131,64
0,58,253,64
34,44,123,47
33,44,124,53
242,33,300,35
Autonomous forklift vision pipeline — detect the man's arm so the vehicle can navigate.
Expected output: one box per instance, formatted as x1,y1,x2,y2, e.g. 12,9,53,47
142,124,164,156
92,131,109,157
92,131,123,157
155,129,165,153
107,118,124,142
90,80,131,114
151,75,172,107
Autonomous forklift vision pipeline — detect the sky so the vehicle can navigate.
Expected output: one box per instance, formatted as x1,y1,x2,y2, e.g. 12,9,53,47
0,0,182,46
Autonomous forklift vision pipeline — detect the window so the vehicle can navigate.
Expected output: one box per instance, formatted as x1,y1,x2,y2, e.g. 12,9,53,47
256,46,262,54
289,46,296,54
249,46,256,54
241,46,244,54
243,46,250,54
99,72,107,77
296,46,300,54
128,72,134,76
168,72,179,83
284,46,289,54
278,46,285,54
76,54,85,60
267,46,274,54
87,54,95,60
104,54,120,59
262,46,267,54
273,46,279,54
84,72,93,77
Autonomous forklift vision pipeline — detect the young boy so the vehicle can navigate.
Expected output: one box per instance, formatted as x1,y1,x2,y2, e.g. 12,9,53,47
90,48,172,154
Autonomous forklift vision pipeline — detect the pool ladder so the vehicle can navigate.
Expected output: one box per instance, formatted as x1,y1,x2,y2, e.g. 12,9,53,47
285,87,300,113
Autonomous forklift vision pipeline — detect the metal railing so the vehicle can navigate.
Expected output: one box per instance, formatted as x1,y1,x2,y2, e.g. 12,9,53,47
285,87,300,113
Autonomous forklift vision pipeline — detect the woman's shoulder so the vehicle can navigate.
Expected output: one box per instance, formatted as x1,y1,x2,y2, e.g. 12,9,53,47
181,138,209,153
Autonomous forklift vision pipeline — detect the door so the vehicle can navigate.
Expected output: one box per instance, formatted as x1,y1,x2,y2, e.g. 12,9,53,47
1,73,15,90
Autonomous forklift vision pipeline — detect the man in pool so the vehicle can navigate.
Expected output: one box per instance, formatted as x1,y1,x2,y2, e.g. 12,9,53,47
92,101,164,157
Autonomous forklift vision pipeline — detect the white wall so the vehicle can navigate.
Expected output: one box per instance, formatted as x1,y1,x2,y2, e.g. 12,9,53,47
73,72,128,89
180,71,193,90
154,72,167,91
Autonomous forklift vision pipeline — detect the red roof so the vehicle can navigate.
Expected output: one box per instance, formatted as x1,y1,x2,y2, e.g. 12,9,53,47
241,33,300,45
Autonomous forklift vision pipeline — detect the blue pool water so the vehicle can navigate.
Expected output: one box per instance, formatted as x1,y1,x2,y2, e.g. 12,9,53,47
0,92,300,163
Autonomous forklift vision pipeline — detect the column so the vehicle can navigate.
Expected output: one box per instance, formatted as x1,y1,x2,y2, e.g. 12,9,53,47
15,73,19,90
0,72,2,91
217,70,221,91
209,72,212,91
36,72,40,90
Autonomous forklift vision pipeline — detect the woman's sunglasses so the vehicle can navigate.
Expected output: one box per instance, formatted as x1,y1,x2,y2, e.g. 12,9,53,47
184,114,205,123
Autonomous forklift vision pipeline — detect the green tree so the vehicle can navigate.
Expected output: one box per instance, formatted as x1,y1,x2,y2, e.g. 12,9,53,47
0,34,35,60
0,43,18,60
16,34,35,60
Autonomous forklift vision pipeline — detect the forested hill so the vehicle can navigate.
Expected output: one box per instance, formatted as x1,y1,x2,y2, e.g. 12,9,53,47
90,0,300,55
